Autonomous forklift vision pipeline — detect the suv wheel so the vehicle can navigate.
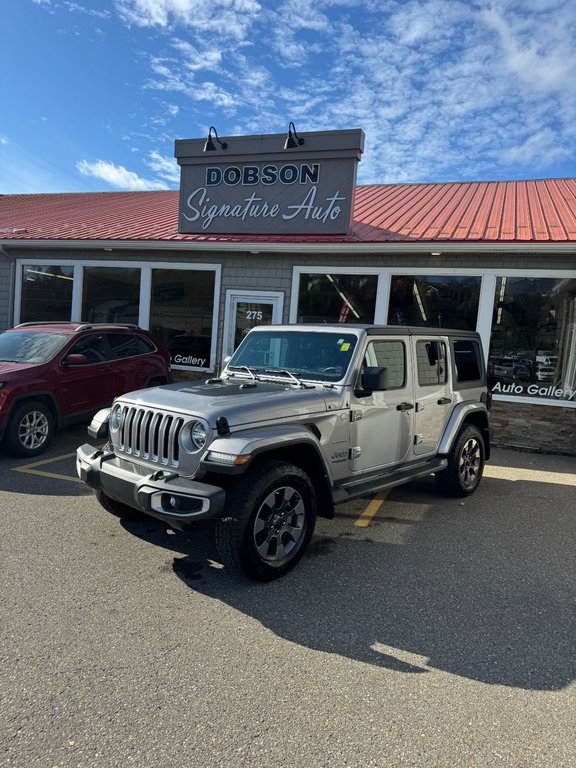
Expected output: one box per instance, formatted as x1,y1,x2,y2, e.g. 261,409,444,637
94,490,144,521
435,424,485,497
215,459,317,581
4,400,54,457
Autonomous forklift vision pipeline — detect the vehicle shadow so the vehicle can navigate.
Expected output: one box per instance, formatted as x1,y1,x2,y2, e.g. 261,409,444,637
121,472,576,692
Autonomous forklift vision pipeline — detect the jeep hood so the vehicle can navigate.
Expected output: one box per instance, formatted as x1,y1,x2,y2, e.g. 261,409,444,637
118,379,343,427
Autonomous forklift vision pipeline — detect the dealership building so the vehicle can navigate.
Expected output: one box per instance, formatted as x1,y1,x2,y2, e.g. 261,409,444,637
1,128,575,454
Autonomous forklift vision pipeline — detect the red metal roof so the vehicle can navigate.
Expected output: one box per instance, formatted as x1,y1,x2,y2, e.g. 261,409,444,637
1,178,576,244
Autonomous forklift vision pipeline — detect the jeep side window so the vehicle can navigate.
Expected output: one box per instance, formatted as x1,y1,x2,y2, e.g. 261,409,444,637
453,340,482,382
416,340,447,385
363,341,406,389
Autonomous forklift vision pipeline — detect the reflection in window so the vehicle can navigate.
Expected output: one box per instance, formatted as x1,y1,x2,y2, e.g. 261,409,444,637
20,265,74,322
150,269,216,369
297,273,377,324
489,277,576,402
388,275,481,330
364,341,406,389
82,267,140,324
416,340,447,386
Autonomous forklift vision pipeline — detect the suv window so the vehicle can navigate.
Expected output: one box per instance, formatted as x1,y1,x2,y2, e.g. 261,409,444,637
416,340,447,385
107,333,154,358
454,340,482,382
363,341,406,389
67,333,111,363
0,331,68,364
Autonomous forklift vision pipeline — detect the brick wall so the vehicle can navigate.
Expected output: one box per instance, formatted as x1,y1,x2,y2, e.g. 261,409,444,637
490,401,576,456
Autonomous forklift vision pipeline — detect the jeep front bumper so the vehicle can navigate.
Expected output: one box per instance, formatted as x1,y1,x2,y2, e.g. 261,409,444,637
76,443,226,530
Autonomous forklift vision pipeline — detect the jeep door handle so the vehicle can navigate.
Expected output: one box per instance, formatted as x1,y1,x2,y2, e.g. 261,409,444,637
437,397,452,405
396,402,415,411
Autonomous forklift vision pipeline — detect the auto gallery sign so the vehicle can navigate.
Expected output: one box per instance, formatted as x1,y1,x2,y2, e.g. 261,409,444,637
174,128,364,235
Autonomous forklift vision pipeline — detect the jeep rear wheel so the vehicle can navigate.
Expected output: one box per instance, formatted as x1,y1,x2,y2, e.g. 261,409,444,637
215,460,317,581
435,424,485,497
4,400,54,457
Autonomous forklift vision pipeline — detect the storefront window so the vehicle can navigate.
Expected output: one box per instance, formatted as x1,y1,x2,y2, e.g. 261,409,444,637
20,265,74,322
388,275,481,330
297,273,377,323
489,277,576,402
82,267,140,324
150,269,216,370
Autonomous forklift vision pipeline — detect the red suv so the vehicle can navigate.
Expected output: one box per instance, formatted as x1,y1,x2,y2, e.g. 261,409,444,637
0,322,171,457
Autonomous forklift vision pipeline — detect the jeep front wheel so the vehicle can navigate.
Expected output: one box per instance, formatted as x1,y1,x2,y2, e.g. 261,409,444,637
435,424,485,497
215,460,317,581
3,400,54,457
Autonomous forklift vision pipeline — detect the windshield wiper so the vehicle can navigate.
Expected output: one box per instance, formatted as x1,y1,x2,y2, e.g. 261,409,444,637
227,365,260,380
264,369,314,388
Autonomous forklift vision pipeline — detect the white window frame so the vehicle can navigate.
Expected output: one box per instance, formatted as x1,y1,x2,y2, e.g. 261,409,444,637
222,289,284,364
14,258,222,372
292,265,575,409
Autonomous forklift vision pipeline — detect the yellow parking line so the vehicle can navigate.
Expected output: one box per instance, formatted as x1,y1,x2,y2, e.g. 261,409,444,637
354,491,389,527
13,451,82,483
14,467,83,483
483,465,575,486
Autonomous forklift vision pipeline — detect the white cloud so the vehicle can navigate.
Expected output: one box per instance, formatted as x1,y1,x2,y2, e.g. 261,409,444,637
114,0,262,38
145,151,180,184
76,159,168,190
500,129,572,167
482,5,576,93
62,2,111,19
171,39,223,72
24,0,576,187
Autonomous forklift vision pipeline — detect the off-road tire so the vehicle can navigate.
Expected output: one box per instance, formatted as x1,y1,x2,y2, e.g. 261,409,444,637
435,424,485,497
215,459,317,581
3,400,54,457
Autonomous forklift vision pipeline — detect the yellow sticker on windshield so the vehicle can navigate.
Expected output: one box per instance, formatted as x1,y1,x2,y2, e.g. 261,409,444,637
340,342,351,351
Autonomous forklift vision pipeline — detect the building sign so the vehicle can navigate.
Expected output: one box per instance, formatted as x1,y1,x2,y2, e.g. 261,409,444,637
174,128,364,236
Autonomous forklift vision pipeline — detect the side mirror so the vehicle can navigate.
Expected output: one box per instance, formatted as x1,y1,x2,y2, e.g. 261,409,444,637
63,353,89,366
360,366,388,393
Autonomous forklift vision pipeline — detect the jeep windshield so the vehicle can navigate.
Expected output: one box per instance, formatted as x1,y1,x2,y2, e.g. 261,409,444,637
226,330,358,384
0,331,69,364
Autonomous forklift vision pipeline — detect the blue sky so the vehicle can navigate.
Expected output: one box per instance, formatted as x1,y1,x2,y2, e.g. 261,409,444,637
1,0,575,194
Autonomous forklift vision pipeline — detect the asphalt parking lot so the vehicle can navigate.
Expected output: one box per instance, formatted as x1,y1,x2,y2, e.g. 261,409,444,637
1,425,575,768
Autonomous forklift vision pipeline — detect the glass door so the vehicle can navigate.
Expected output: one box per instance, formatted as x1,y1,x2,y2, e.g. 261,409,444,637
223,290,284,362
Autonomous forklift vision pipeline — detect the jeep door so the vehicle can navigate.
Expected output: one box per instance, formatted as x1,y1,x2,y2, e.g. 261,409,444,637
412,337,452,456
348,338,414,473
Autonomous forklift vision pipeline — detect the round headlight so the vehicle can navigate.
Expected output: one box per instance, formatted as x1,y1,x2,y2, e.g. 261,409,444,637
191,421,208,449
181,420,208,453
109,404,124,432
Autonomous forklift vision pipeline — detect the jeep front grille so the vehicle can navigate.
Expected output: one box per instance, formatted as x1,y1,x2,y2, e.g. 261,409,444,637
115,406,184,467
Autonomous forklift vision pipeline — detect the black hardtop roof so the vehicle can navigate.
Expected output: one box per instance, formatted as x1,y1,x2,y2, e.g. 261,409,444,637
363,325,480,338
251,324,481,339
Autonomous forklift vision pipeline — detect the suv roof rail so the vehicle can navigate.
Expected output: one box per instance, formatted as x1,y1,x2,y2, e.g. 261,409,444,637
15,321,75,328
14,321,140,331
73,323,140,331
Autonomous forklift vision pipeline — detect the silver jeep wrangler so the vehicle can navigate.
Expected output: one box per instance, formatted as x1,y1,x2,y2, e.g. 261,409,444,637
77,325,490,581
